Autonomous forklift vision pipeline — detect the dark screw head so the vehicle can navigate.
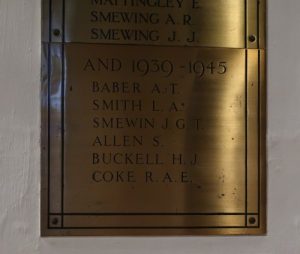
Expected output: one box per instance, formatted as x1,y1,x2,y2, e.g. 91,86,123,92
248,35,256,43
53,29,61,37
51,218,59,225
249,217,256,225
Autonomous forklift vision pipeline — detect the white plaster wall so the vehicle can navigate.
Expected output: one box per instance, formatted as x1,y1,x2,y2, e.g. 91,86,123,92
0,0,300,253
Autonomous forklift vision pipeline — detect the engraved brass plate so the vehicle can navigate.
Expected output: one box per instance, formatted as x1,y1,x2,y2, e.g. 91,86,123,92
41,0,266,236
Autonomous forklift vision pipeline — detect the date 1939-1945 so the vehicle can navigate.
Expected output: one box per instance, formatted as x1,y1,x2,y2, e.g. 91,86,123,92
83,57,228,77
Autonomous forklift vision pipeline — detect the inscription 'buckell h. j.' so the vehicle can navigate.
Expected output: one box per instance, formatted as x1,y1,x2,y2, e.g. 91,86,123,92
41,0,266,236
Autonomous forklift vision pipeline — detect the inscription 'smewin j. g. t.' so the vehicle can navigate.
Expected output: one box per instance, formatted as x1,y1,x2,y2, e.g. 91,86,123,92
41,0,266,236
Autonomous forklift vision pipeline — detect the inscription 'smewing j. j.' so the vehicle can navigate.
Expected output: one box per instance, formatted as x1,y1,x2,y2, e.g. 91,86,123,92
41,0,266,236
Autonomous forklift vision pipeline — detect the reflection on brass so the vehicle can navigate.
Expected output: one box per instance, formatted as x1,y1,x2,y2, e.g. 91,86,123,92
41,0,266,236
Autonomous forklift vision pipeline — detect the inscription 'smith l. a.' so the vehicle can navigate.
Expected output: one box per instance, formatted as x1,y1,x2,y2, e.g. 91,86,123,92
41,0,266,236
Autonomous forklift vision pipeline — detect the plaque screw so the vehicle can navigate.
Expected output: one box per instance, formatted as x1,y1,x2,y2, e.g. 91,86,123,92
248,35,256,43
248,217,256,225
51,217,59,225
53,29,61,37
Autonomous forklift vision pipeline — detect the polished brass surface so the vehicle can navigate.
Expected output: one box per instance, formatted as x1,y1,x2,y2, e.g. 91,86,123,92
41,0,266,236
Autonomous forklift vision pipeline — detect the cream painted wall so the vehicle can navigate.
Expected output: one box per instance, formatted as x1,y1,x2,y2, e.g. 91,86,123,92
0,0,300,253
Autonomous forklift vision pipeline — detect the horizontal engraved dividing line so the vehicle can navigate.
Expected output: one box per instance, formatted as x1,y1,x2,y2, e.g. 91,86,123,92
49,213,259,216
45,41,254,50
45,29,264,50
48,226,260,230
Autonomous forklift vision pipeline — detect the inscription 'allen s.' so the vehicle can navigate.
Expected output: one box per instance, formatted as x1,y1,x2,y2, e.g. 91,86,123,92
92,135,144,147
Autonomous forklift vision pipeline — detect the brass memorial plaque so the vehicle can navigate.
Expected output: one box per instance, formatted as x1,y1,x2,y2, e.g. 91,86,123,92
41,0,266,236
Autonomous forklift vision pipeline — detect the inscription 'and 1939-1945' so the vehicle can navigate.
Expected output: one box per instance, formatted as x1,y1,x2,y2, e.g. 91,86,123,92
42,0,266,236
